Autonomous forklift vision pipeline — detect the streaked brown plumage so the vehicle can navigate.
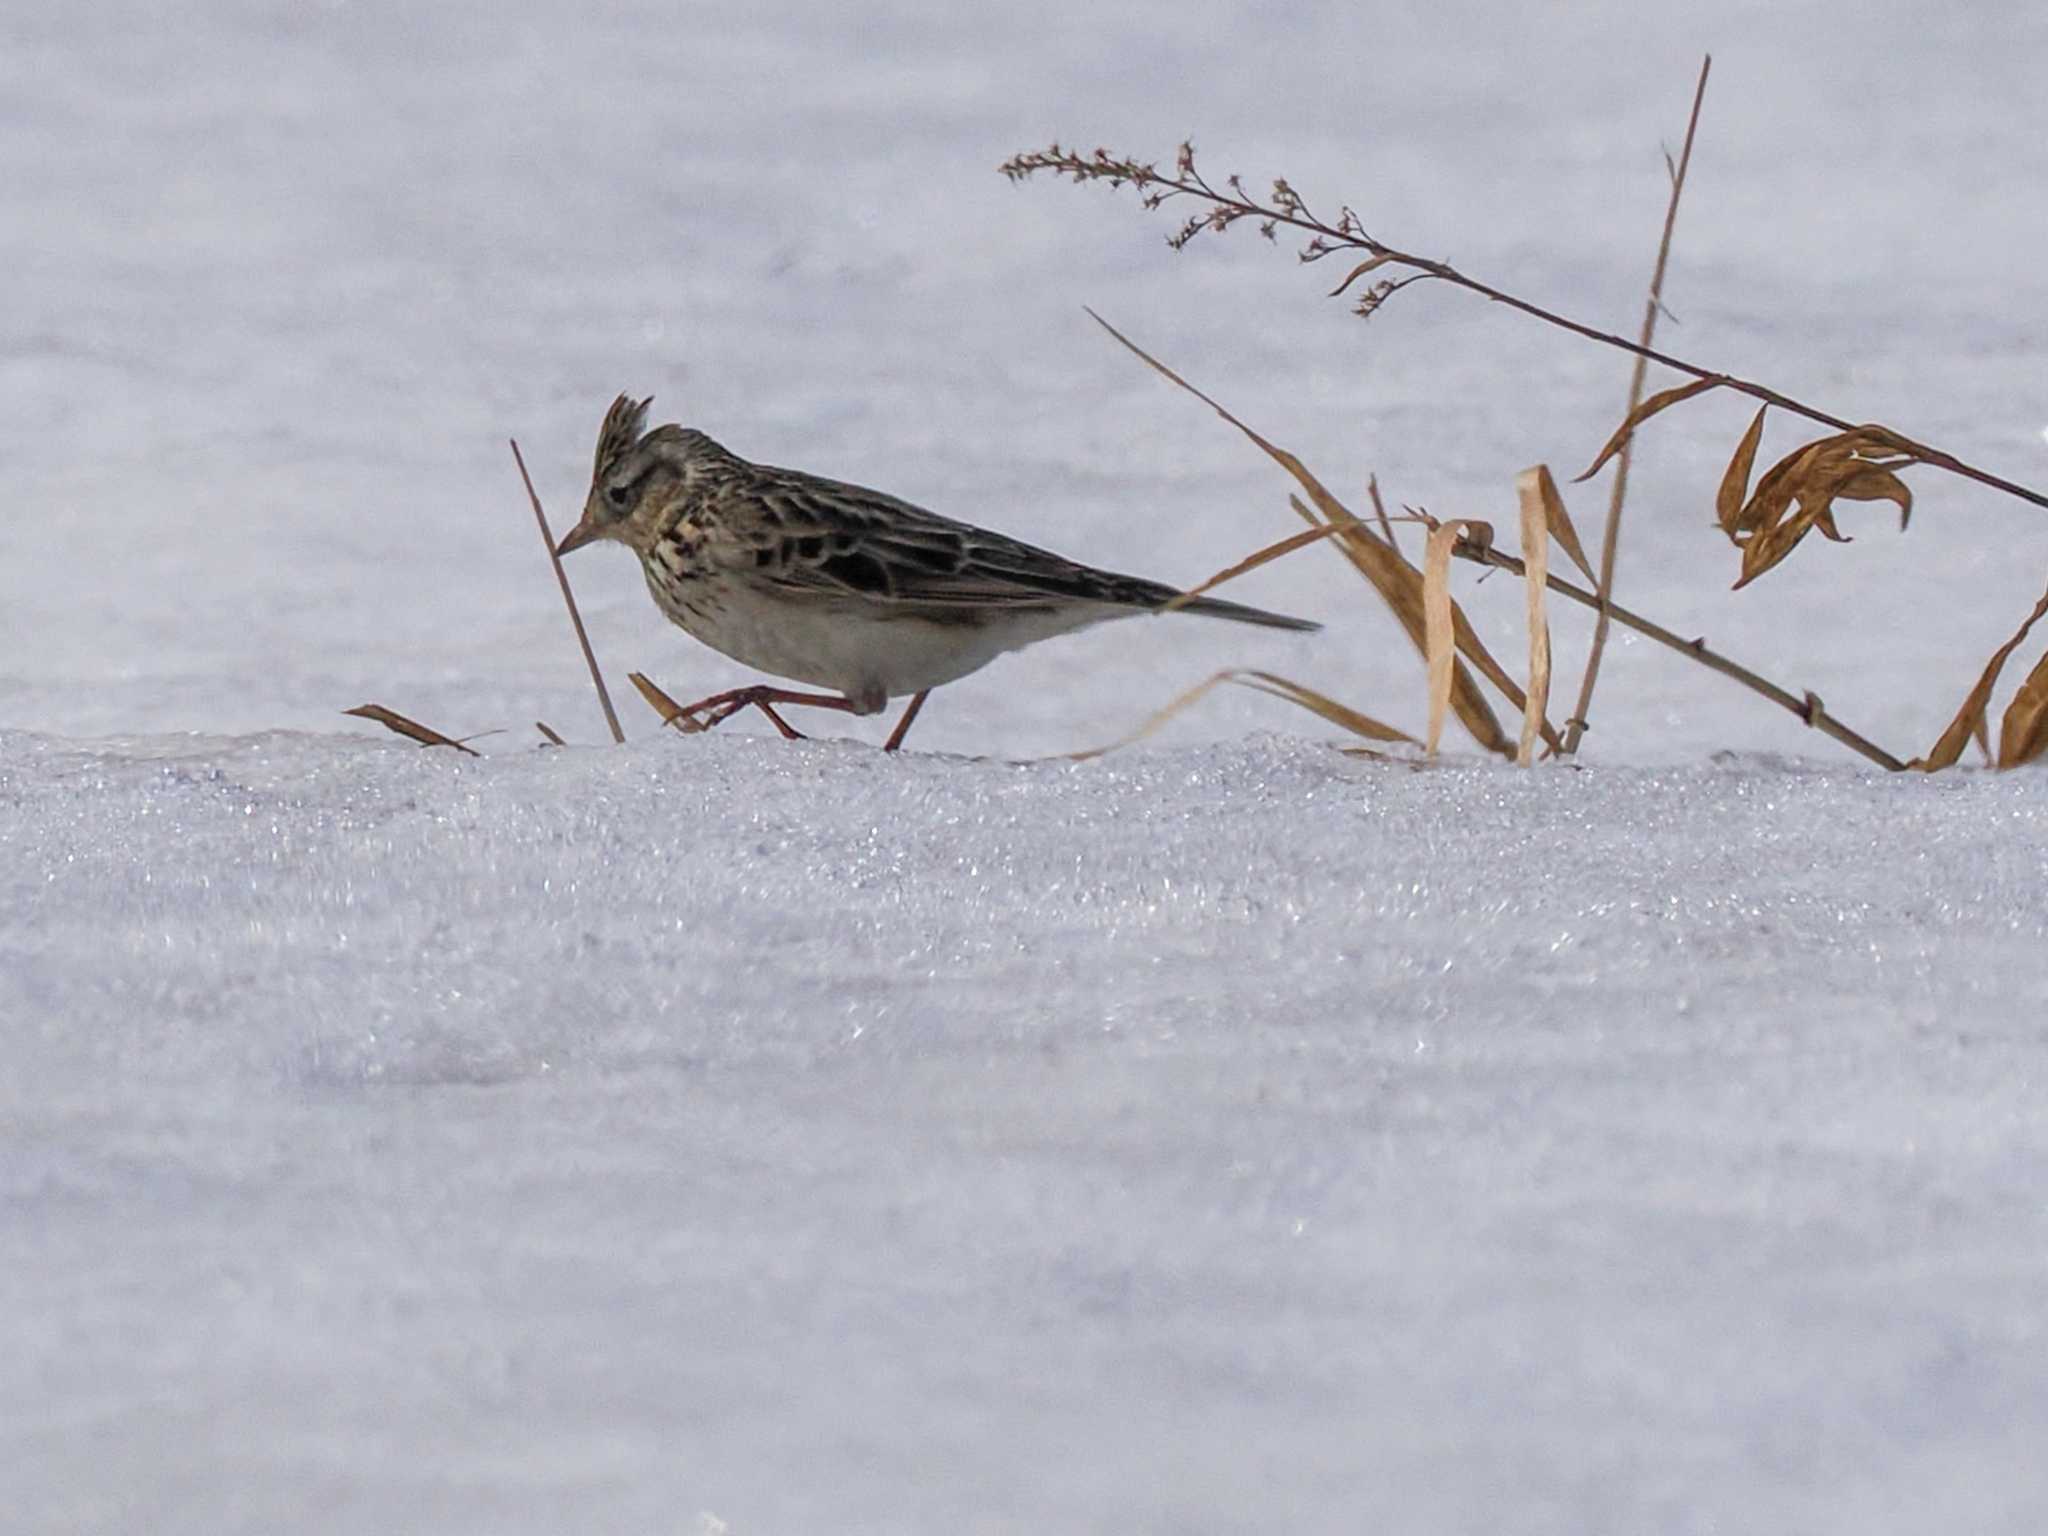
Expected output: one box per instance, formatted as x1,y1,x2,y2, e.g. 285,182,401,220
554,394,1318,748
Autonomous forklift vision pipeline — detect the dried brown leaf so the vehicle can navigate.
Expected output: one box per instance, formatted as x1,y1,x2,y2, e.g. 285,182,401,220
1997,644,2048,768
1574,375,1723,483
1732,429,1923,588
1912,587,2048,771
1328,252,1398,298
1515,470,1554,766
1522,463,1594,586
1716,405,1768,538
1834,464,1914,529
343,704,481,756
627,671,707,733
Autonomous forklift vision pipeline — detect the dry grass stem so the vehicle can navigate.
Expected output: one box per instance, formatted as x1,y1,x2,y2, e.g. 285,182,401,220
1515,469,1555,766
1005,141,2048,518
344,704,481,756
512,438,625,745
1562,54,1709,754
1367,474,1400,552
1452,536,1905,771
535,721,566,747
1082,305,1536,757
1160,522,1351,613
1069,667,1416,761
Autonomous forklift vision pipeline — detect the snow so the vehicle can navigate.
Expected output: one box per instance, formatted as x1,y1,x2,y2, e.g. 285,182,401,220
7,0,2048,1531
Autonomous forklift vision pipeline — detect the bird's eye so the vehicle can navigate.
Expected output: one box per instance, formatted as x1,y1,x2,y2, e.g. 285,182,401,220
604,482,630,509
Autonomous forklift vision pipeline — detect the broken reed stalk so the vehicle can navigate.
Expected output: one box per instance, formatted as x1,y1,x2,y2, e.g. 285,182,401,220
1563,54,1711,755
1000,145,2048,518
1367,474,1400,553
1451,534,1906,771
511,438,625,744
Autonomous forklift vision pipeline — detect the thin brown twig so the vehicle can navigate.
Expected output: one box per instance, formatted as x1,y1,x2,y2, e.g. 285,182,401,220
1367,473,1399,553
1452,534,1905,771
1001,143,2048,516
1563,54,1711,755
511,439,624,745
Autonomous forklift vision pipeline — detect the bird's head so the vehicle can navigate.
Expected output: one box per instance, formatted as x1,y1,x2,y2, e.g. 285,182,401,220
555,393,714,557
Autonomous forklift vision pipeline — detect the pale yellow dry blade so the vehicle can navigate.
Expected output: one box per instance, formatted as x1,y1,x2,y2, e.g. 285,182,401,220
1065,669,1416,761
627,671,708,734
1422,520,1462,758
1515,469,1554,766
1160,522,1349,614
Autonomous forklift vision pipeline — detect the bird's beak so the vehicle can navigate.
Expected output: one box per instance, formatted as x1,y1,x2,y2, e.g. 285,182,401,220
554,516,600,557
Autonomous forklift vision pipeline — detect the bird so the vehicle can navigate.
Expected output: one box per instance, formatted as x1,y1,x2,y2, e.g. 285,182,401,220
552,394,1320,751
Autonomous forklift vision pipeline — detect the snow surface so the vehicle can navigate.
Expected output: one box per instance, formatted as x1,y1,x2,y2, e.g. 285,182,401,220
7,0,2048,1531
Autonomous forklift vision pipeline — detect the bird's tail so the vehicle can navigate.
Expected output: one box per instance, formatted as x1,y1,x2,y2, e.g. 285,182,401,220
1168,593,1321,633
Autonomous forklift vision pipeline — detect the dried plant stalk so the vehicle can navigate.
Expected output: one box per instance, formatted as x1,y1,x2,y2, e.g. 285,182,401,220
1515,469,1555,766
1563,54,1709,754
1160,522,1349,613
1083,307,1540,757
1451,538,1905,771
1069,667,1416,761
512,438,626,745
1002,139,2048,518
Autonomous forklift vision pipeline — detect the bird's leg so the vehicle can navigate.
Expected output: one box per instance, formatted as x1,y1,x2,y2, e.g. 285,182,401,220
750,701,807,741
882,690,930,753
673,684,865,738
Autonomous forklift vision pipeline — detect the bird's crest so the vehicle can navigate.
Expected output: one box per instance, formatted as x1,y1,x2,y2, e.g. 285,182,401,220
593,393,652,479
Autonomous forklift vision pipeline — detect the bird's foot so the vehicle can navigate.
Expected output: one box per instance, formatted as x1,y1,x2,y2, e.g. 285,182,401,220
673,684,863,739
667,683,932,752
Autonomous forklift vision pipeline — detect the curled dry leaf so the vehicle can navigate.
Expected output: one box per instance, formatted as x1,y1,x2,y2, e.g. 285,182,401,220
1575,375,1723,483
1730,426,1919,588
1912,586,2048,771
